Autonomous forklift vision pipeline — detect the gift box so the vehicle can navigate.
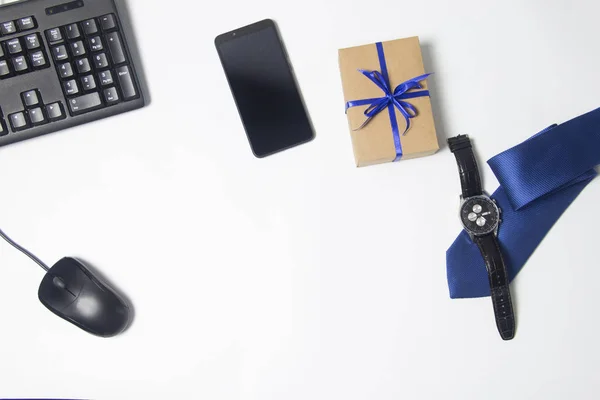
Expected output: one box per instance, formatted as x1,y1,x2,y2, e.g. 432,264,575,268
339,36,439,167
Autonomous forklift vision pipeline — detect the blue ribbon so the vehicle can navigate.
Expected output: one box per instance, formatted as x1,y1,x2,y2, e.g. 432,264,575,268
345,42,432,161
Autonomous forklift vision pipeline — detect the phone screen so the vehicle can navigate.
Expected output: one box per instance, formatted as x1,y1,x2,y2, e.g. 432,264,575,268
215,20,313,158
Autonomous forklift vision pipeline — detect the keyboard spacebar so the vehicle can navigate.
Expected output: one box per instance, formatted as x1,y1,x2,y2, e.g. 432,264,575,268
68,92,103,115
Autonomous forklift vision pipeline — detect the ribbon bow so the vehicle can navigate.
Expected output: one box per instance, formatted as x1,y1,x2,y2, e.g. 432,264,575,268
345,70,432,134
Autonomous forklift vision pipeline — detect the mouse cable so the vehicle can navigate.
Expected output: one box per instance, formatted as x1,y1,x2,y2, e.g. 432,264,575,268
0,227,49,272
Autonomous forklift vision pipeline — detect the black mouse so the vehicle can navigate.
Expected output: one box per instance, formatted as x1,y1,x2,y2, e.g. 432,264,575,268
38,257,131,337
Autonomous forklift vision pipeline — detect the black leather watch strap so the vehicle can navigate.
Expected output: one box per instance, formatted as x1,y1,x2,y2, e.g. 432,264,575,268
473,234,515,340
448,135,483,198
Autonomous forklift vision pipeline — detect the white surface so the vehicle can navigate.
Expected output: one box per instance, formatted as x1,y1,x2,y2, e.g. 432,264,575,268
1,0,600,398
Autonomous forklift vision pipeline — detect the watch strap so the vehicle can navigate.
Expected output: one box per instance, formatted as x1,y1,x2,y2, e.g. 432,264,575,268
448,135,483,198
473,233,516,340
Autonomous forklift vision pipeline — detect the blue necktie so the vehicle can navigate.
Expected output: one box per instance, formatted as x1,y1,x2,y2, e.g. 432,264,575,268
447,108,600,299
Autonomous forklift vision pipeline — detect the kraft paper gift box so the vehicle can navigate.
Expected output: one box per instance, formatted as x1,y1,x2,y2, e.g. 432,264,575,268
339,36,439,167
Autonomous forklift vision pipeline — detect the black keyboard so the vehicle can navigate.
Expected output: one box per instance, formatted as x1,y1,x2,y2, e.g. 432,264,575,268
0,0,145,146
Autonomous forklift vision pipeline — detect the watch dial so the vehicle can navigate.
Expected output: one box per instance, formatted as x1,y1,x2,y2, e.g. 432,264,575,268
460,196,499,236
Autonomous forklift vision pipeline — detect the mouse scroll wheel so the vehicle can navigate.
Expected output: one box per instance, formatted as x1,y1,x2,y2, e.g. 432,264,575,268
53,276,67,289
53,276,76,296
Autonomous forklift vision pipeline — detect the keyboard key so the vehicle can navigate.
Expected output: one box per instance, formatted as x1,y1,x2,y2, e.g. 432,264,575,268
17,17,36,32
9,112,28,131
82,19,98,35
52,45,68,61
89,36,103,52
7,38,22,55
28,107,46,126
24,33,41,50
81,75,96,91
99,70,113,86
30,51,47,68
58,62,73,78
68,92,103,115
103,87,120,105
1,21,16,36
99,14,117,31
90,36,104,51
63,79,79,96
76,58,91,74
0,120,7,136
46,28,63,44
70,41,86,57
116,65,137,100
46,102,65,121
0,44,3,58
12,56,28,73
106,32,126,65
93,53,109,69
0,60,10,77
21,90,40,107
65,23,81,40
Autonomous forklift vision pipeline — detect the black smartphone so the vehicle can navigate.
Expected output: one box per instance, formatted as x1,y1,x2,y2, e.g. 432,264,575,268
215,19,314,158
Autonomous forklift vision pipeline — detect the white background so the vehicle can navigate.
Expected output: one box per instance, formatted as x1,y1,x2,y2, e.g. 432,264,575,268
1,0,599,398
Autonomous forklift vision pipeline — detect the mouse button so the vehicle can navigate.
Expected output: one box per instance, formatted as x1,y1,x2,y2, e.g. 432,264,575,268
79,279,121,311
50,257,79,275
61,285,110,332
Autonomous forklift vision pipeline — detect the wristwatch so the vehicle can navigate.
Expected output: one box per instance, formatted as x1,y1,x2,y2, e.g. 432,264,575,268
448,134,516,341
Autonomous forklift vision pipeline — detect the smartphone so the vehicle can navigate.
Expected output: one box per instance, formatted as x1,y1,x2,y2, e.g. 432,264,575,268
215,19,314,158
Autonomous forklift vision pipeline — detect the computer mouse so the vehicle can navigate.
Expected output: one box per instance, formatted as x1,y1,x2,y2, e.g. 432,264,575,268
38,257,131,337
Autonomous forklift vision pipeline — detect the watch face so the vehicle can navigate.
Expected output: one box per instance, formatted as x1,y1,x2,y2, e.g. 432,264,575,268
460,196,500,236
